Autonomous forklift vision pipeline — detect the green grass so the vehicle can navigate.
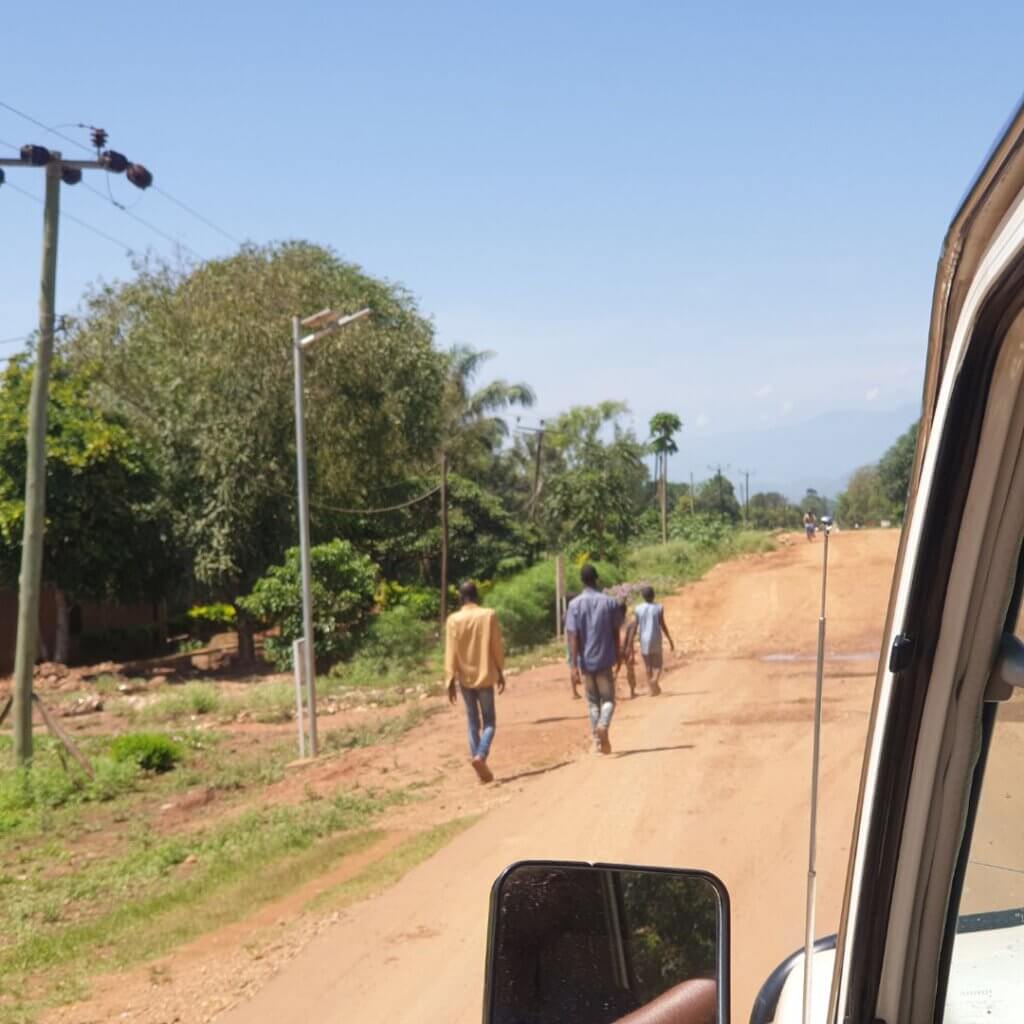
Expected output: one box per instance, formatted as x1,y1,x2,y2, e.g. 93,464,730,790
623,531,774,591
321,705,440,753
0,790,402,1023
306,814,481,913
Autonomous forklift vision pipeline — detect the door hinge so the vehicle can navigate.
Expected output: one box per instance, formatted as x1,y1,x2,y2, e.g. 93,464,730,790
889,633,915,673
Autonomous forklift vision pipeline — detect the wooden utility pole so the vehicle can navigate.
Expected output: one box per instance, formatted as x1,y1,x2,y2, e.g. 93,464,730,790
660,451,668,544
690,472,695,515
439,451,449,635
739,468,754,524
1,135,153,765
10,156,60,764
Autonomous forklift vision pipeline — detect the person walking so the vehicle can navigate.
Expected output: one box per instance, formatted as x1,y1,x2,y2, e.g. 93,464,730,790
624,586,675,696
445,581,506,783
803,510,816,541
566,564,623,754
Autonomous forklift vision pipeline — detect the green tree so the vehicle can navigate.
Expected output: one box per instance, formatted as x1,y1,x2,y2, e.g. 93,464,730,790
877,420,919,520
237,539,377,670
440,345,535,478
541,403,647,559
66,243,445,660
836,465,892,526
799,488,832,519
694,471,741,522
0,358,174,662
748,491,802,530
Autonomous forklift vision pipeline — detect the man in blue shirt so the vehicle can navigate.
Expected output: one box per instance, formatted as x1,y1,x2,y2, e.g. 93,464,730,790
566,564,623,754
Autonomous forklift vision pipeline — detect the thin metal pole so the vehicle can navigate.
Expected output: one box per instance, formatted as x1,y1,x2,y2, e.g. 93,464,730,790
439,451,449,634
292,317,318,756
292,638,307,759
803,525,830,1024
13,155,61,764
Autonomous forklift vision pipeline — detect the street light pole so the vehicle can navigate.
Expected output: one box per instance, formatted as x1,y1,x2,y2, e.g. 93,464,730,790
291,307,372,757
292,315,318,756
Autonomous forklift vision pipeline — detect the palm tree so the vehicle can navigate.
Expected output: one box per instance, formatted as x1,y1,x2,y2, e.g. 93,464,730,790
649,412,682,543
438,346,535,623
441,345,535,472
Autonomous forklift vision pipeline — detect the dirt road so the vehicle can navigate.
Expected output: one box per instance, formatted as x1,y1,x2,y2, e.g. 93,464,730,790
214,530,897,1023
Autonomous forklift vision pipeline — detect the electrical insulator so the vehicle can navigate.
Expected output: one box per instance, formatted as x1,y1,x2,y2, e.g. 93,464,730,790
20,145,52,166
126,163,153,190
61,166,82,186
90,127,108,151
101,150,129,174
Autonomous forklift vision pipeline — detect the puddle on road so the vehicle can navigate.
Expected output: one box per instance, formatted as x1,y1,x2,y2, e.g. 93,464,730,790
758,651,877,664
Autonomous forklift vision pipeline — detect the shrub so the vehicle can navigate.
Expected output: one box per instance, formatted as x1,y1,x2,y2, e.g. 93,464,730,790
238,539,377,670
110,733,184,773
486,558,621,649
184,603,237,642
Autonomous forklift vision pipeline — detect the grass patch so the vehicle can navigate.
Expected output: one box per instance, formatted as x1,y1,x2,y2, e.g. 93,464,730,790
0,790,402,1022
307,815,481,913
138,682,224,723
321,705,439,753
623,530,774,591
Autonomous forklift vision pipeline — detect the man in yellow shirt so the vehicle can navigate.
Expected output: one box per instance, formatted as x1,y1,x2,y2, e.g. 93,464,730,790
445,581,506,783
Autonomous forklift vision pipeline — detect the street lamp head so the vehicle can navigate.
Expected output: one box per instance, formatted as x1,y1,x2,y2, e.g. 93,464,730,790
60,166,82,186
101,150,129,174
126,163,153,189
21,145,51,166
298,307,372,348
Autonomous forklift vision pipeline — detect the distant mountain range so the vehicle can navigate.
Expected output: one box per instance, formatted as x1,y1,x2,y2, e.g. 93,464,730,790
672,403,920,503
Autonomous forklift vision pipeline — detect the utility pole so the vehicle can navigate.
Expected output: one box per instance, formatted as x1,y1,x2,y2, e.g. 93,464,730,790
440,451,449,635
739,468,755,524
708,464,730,517
660,450,668,545
689,472,695,515
0,134,152,764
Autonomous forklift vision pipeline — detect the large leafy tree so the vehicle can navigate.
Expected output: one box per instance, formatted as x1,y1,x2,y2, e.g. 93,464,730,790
837,465,892,526
877,420,919,520
0,358,174,661
694,471,741,522
747,491,801,530
66,242,445,659
541,402,648,559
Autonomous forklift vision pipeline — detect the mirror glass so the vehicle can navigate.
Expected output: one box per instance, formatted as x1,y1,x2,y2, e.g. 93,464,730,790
485,861,727,1024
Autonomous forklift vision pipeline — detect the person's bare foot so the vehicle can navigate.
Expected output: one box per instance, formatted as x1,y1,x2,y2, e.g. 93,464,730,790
571,689,581,700
649,683,661,696
471,756,493,783
595,725,612,754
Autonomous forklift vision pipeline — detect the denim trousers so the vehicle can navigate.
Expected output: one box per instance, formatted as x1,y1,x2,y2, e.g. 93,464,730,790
582,668,616,732
460,684,496,759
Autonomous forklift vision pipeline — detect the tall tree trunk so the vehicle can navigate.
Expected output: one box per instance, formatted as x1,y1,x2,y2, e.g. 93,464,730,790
439,451,449,638
236,607,257,664
54,588,71,664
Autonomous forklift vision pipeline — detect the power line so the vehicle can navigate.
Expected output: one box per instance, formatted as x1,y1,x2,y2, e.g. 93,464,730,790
310,483,442,516
0,100,92,154
0,335,30,346
154,186,240,246
81,180,200,259
4,179,134,253
2,99,239,250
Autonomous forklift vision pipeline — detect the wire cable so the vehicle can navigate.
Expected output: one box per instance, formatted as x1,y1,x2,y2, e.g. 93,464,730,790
80,180,200,259
309,481,442,516
3,100,238,252
0,100,92,154
153,186,240,246
0,335,30,346
4,179,134,253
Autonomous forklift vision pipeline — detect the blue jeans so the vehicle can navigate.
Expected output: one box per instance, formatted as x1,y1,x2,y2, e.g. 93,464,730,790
582,668,615,732
460,684,496,759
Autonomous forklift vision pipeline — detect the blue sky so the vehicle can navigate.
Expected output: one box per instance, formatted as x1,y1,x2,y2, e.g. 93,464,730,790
1,2,1022,491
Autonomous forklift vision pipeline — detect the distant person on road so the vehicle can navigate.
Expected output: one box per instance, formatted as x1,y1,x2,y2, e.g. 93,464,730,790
624,586,675,696
803,511,816,541
566,564,623,754
445,581,506,784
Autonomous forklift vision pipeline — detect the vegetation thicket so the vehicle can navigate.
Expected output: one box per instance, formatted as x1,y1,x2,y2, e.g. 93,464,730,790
0,240,895,677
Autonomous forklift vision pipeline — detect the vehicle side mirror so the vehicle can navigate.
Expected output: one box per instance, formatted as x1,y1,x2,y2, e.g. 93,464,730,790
483,860,730,1023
